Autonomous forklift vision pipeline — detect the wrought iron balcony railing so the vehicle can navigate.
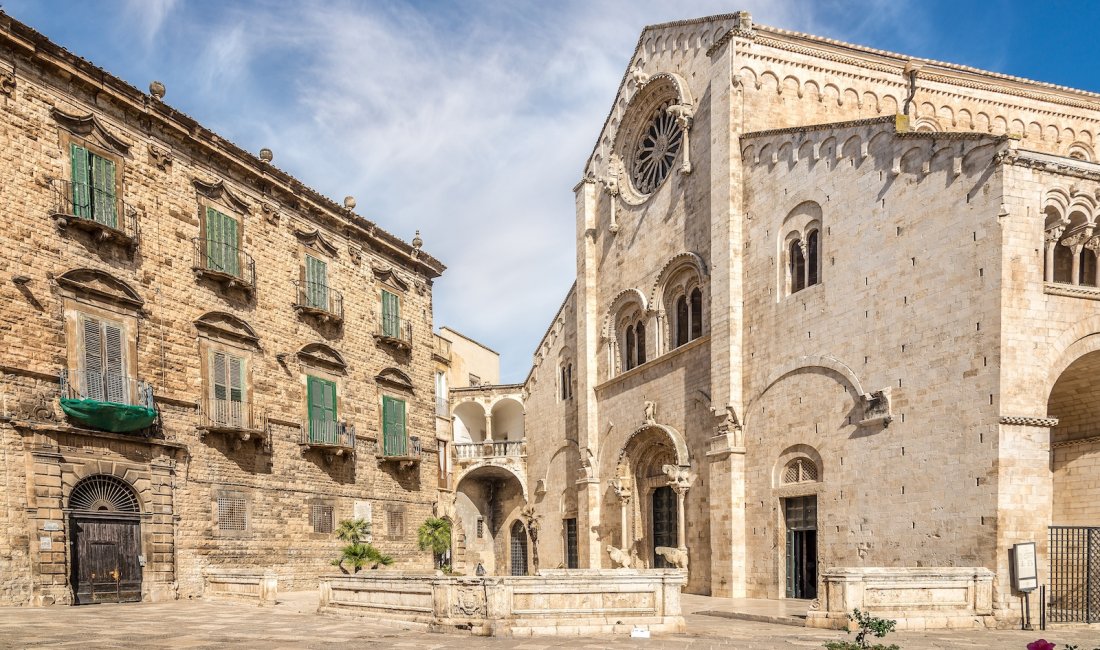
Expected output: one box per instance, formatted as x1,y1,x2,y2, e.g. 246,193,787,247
293,280,344,323
300,418,355,450
49,179,138,246
199,396,263,432
192,238,256,291
61,369,153,408
453,439,525,460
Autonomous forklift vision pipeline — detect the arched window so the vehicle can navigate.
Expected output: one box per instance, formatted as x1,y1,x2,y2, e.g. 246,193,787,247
625,326,636,371
789,240,806,293
689,288,702,340
510,521,529,576
675,296,689,347
1082,248,1098,287
782,458,819,484
806,230,819,287
1054,244,1074,284
636,322,646,365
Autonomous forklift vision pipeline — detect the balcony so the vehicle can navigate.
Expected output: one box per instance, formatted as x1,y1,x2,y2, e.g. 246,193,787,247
374,314,413,351
59,369,157,434
433,335,451,364
293,280,344,324
454,440,525,460
198,396,268,449
300,419,355,462
378,434,421,469
192,238,256,294
49,179,138,248
435,396,449,418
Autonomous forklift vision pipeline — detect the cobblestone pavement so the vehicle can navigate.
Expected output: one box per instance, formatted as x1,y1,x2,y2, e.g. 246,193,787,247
0,594,1098,649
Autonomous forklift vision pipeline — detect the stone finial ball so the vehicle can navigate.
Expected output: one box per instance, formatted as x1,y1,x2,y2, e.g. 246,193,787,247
149,80,166,99
259,148,273,163
344,196,356,210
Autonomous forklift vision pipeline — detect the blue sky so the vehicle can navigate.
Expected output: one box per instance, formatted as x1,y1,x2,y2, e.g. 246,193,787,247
6,0,1099,382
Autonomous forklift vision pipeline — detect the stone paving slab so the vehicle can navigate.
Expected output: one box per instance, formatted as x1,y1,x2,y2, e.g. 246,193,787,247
0,597,1098,649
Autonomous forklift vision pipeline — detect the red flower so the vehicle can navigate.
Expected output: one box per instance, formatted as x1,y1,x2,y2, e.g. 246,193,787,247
1027,640,1056,650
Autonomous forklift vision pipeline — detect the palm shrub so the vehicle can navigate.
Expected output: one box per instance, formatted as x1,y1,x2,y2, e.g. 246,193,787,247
417,517,452,569
331,518,393,573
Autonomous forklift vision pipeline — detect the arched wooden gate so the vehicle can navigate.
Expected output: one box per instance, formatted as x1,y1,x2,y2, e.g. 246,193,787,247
68,475,143,604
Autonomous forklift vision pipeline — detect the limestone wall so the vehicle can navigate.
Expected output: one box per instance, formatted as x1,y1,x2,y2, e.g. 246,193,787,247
741,122,1005,598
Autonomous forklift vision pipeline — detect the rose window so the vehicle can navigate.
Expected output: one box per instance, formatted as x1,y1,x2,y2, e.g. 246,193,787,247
631,100,683,194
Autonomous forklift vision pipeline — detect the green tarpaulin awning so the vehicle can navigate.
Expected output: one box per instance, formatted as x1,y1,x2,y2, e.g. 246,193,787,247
60,398,157,433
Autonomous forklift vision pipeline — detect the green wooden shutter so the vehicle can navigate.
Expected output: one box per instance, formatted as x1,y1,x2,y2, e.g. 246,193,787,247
307,376,337,443
89,152,117,228
306,256,328,310
103,323,125,404
205,208,240,277
382,290,399,338
70,144,91,219
382,396,407,456
82,316,104,401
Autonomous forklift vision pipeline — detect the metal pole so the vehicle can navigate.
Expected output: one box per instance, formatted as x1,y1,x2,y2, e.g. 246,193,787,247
1040,583,1046,630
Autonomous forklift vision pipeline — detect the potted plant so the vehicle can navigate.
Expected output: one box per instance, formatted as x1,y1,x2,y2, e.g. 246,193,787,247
416,517,452,570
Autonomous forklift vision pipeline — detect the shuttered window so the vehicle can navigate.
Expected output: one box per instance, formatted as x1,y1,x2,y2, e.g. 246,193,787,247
381,290,400,337
70,144,118,228
210,351,245,427
307,375,338,443
82,316,125,404
305,255,329,310
382,396,407,456
311,503,334,534
204,207,240,277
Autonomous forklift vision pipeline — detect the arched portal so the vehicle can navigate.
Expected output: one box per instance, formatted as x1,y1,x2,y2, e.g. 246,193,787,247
68,475,143,604
454,465,526,576
1048,351,1100,526
491,398,525,441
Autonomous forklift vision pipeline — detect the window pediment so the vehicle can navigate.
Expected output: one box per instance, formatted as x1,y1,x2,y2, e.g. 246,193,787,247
50,108,132,155
57,268,143,309
376,367,414,391
194,311,259,346
193,177,250,215
294,227,339,257
297,342,346,371
371,265,408,291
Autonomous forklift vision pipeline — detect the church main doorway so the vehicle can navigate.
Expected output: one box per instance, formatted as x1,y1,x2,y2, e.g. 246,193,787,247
652,485,677,567
784,495,817,599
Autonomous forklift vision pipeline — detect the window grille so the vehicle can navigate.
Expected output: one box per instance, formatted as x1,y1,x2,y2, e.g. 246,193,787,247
476,517,484,538
564,518,578,569
217,494,248,531
783,458,818,484
311,503,334,534
387,509,405,539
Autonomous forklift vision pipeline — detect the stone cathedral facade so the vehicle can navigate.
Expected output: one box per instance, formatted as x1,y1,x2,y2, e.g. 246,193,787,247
448,12,1100,628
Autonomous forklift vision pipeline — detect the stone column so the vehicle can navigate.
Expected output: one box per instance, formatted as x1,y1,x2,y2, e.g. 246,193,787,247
663,465,696,552
1070,243,1082,285
707,425,746,597
611,477,633,549
1044,227,1063,282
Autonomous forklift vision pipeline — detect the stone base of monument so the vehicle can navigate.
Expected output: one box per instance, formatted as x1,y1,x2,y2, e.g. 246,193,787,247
318,569,686,636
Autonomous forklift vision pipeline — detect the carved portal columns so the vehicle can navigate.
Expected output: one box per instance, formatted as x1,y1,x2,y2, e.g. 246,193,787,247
663,464,696,558
610,475,633,549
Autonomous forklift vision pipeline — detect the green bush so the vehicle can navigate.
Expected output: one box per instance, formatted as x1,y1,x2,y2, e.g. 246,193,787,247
823,609,899,650
330,518,393,573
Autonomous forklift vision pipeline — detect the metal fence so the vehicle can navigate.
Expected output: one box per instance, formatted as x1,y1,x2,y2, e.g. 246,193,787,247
379,314,413,344
192,238,256,288
1049,526,1100,623
294,280,344,321
301,419,355,448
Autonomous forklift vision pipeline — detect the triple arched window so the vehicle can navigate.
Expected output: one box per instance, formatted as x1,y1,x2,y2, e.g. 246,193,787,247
673,288,703,348
624,320,647,371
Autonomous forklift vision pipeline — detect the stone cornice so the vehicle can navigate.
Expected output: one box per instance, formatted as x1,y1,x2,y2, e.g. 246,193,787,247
998,150,1100,183
1000,415,1059,428
1053,433,1100,449
0,12,444,279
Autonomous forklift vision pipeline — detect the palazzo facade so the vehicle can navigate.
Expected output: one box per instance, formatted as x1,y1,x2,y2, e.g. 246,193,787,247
0,15,445,605
447,11,1100,628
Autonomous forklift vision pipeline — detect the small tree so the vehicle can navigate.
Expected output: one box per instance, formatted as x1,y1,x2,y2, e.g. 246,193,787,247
417,517,452,569
823,609,898,650
331,518,393,573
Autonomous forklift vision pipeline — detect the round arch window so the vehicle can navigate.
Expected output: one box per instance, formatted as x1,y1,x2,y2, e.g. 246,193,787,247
630,99,683,195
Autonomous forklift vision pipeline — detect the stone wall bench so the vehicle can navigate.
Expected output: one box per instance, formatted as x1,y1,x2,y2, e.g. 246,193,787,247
202,569,278,606
806,567,995,630
318,569,686,636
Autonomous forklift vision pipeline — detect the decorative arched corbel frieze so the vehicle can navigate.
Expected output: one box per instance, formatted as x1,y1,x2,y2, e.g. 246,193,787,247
376,367,414,392
294,227,339,257
50,108,132,155
372,265,409,291
193,177,251,214
297,342,347,372
56,268,143,310
193,311,260,346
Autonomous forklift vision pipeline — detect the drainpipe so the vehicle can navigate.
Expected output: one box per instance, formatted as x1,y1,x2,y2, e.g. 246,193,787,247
902,59,924,119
